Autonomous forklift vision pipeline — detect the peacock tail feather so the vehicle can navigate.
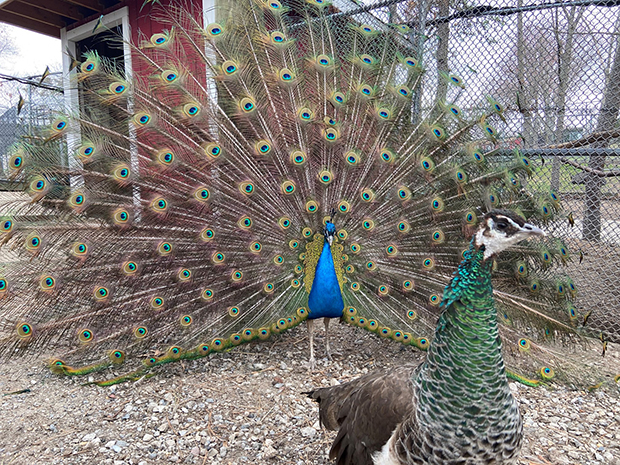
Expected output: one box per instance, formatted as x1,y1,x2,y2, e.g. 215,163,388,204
0,0,603,386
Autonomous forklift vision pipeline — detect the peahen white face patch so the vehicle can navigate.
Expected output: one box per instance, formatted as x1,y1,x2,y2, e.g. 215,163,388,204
476,212,545,259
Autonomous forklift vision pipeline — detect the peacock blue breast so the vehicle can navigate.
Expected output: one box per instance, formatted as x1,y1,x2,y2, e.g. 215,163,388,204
308,240,345,319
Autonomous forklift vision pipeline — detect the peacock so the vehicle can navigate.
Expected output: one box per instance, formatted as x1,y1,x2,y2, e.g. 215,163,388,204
0,0,602,387
306,209,543,465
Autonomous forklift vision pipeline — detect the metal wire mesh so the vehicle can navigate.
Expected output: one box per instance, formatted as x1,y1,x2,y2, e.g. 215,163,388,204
0,73,64,185
335,0,620,340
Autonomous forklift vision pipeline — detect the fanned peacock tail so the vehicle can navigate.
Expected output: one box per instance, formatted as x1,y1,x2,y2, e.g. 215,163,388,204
0,0,600,386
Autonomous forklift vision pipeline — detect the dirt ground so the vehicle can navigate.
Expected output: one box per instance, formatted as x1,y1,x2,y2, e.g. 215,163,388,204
1,323,619,465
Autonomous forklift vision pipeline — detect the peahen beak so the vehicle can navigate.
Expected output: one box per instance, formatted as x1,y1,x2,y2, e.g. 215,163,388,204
522,223,545,237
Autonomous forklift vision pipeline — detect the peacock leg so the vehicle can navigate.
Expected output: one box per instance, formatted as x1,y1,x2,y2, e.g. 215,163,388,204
307,319,316,370
324,318,333,361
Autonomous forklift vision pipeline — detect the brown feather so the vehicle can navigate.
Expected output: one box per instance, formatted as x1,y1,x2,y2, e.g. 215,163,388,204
306,363,420,465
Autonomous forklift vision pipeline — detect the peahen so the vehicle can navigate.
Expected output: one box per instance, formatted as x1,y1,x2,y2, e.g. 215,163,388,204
306,210,543,465
0,0,595,386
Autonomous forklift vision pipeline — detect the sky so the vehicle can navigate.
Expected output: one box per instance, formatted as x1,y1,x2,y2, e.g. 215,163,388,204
0,23,62,77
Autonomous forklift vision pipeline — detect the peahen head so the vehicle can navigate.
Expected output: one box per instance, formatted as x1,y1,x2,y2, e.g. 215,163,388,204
475,209,545,260
324,221,336,246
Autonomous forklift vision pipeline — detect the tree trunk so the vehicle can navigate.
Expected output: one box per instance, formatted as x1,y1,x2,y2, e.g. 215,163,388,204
584,11,620,241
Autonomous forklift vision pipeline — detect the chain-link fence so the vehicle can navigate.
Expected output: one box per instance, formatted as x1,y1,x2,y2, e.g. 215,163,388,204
338,0,620,338
0,72,64,187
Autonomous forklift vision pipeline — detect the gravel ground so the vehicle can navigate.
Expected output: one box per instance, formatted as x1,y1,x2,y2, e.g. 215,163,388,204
1,323,619,465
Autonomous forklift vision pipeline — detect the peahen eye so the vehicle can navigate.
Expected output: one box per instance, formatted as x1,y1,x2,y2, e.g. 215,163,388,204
497,221,508,230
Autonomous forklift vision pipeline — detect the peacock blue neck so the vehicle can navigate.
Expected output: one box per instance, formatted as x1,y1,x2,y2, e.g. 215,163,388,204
307,238,345,320
415,241,517,431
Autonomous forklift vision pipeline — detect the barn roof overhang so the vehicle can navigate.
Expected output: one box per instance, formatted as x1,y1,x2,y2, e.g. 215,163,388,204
0,0,123,38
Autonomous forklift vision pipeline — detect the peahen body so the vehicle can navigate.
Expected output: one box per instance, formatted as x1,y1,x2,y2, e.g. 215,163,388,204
307,210,543,465
0,0,596,386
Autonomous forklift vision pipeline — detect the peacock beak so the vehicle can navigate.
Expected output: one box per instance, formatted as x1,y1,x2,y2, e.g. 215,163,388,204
522,223,545,237
327,235,333,246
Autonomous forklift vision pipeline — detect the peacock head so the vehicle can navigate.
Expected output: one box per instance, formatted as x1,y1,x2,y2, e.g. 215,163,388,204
475,209,545,259
324,221,336,246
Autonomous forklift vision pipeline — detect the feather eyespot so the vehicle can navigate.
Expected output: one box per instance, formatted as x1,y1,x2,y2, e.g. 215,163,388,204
200,228,215,242
206,23,224,37
16,322,33,338
362,219,374,230
201,288,214,301
150,197,168,213
518,338,531,351
109,82,127,94
78,329,94,343
402,56,419,68
359,188,374,202
93,286,110,301
330,91,346,105
110,350,125,363
203,143,221,159
315,54,332,67
431,230,445,244
323,128,339,141
178,269,192,282
237,216,252,229
182,103,200,118
222,60,238,76
379,149,394,163
397,221,410,233
113,208,130,225
306,200,319,213
297,108,314,121
337,200,350,213
255,140,271,155
9,153,24,170
150,296,165,309
318,170,333,184
193,187,210,202
1,218,13,234
240,97,256,113
357,84,374,97
397,186,411,201
134,326,148,338
281,180,296,195
150,33,169,46
122,261,138,275
279,68,295,82
133,112,152,127
415,338,430,350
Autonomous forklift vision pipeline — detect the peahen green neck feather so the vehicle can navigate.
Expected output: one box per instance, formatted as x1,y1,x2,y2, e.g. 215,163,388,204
414,241,520,436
